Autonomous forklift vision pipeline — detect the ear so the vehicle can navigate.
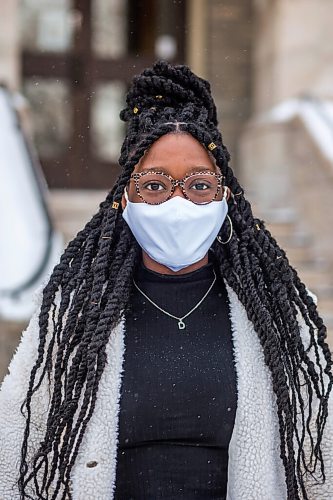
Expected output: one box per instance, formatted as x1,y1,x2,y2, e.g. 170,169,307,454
121,191,127,210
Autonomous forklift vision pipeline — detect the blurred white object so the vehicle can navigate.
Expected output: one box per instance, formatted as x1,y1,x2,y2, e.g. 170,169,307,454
265,96,333,164
155,35,177,60
0,85,63,320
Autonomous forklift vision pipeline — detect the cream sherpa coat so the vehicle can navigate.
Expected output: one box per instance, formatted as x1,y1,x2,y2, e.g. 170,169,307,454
0,282,332,499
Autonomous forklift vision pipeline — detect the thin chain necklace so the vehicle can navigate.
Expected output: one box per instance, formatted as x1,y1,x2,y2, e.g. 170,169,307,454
132,268,216,330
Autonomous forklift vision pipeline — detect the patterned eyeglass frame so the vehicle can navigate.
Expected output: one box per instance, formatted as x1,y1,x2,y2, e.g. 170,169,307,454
129,170,225,205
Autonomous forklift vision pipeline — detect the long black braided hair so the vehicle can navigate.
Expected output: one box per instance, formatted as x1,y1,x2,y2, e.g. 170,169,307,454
18,60,332,499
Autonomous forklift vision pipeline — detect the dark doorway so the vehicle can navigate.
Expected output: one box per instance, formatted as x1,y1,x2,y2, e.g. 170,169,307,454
21,0,187,189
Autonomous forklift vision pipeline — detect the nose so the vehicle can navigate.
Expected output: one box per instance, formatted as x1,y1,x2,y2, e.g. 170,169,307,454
170,184,185,198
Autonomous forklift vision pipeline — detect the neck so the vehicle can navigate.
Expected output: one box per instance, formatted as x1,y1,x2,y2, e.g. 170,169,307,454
141,251,209,275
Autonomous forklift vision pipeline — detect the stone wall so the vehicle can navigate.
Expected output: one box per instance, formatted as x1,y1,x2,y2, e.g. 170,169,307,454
240,0,333,218
239,0,333,339
253,0,333,112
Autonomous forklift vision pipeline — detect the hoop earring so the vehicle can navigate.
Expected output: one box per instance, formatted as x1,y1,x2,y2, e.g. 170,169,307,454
216,215,233,245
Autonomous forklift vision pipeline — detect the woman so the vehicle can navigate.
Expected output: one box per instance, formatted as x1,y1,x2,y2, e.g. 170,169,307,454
0,60,332,500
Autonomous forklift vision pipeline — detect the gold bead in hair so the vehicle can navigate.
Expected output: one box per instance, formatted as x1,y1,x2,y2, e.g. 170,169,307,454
133,106,139,114
208,142,217,151
155,95,163,99
255,223,260,231
112,201,119,209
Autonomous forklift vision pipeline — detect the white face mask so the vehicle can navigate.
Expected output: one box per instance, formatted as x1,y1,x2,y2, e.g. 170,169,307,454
122,188,228,272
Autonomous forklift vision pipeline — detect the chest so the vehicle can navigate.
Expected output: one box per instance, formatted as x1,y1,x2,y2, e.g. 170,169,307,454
117,286,238,448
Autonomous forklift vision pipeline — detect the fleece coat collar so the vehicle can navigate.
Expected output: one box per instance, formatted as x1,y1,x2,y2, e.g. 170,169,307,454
0,280,332,499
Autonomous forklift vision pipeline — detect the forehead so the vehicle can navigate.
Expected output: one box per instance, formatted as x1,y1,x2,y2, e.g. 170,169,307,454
137,133,216,172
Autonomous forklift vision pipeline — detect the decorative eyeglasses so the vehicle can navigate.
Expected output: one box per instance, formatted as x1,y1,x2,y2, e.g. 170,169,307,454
129,170,224,205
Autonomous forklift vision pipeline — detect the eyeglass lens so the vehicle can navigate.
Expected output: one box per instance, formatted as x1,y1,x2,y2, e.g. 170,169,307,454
136,173,221,204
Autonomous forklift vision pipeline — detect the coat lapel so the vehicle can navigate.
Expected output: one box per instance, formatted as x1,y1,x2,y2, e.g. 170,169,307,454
224,281,287,500
70,318,126,499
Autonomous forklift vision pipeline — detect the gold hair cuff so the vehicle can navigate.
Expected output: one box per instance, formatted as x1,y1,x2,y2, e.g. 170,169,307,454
208,142,217,151
112,201,119,209
255,223,260,231
133,106,139,114
155,95,163,99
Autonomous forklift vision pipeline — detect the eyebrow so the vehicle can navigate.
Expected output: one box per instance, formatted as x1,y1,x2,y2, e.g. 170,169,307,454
140,166,215,173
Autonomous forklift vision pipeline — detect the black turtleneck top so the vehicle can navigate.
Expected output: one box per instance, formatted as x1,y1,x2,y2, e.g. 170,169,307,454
114,255,237,500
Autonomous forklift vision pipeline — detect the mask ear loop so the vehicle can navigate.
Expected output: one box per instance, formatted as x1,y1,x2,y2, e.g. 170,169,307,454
123,186,129,202
222,185,229,201
216,188,233,245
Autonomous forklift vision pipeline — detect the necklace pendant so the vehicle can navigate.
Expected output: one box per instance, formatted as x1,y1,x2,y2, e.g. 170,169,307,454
178,320,186,330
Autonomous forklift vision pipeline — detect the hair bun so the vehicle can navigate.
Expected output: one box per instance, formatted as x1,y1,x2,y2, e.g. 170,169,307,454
120,60,218,126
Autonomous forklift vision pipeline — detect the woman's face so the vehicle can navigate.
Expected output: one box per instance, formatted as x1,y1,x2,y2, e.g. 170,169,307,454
121,132,222,208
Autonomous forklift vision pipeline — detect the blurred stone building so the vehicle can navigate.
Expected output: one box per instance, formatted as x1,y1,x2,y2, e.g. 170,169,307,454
1,0,333,379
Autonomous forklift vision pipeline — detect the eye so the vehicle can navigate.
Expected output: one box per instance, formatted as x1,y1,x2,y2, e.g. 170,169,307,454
190,181,212,191
143,182,166,191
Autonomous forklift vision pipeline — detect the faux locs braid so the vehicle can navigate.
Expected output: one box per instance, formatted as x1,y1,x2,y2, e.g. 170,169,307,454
18,60,332,499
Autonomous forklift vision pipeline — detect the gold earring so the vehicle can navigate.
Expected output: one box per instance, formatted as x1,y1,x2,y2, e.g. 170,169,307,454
216,215,233,245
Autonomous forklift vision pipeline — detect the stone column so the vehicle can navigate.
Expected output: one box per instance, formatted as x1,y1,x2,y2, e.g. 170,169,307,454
205,0,254,173
0,0,20,90
187,0,208,79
